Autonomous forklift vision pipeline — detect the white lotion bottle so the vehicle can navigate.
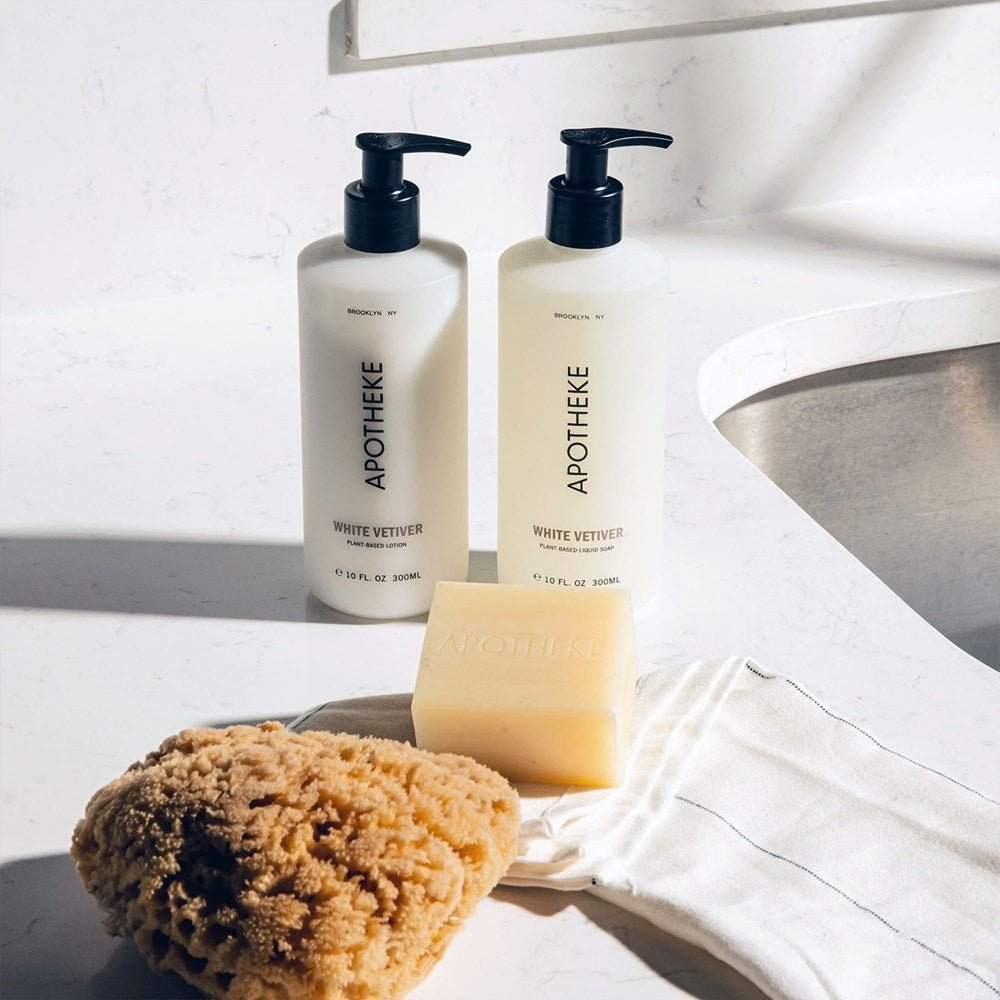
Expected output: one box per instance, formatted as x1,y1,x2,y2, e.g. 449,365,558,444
298,133,470,618
498,128,673,610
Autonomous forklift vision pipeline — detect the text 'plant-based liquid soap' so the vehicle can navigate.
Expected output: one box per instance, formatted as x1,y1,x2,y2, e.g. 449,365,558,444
298,133,471,619
498,128,673,610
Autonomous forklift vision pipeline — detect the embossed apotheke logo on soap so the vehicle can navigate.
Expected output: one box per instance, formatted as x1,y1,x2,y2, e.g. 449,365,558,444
436,632,601,659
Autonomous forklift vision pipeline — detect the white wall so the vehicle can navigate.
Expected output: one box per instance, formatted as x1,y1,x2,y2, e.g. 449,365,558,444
1,0,997,314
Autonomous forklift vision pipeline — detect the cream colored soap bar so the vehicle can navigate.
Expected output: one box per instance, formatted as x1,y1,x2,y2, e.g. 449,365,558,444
412,582,635,787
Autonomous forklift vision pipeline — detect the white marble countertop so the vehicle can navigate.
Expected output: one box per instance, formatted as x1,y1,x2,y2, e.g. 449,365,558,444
2,183,998,999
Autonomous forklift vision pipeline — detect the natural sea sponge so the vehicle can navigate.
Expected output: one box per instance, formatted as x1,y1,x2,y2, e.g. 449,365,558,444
71,723,519,999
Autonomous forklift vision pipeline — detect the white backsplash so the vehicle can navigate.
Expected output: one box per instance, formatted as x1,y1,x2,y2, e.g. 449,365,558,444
1,0,997,313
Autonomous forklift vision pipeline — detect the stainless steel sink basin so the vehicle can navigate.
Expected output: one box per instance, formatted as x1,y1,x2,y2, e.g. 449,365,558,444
716,342,1000,669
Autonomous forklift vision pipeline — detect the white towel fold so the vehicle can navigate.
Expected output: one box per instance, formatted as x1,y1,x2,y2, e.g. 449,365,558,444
291,656,1000,999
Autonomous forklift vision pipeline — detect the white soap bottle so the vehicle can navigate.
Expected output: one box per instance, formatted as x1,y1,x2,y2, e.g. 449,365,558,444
498,128,673,610
298,133,471,619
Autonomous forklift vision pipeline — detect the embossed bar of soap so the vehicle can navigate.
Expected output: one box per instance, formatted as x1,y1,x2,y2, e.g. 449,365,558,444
412,582,635,787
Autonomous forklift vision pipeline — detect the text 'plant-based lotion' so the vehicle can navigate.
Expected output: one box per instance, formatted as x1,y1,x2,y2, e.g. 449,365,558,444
498,127,673,610
298,133,470,618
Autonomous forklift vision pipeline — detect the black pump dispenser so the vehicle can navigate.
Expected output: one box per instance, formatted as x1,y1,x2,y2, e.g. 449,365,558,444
546,128,673,250
344,132,471,253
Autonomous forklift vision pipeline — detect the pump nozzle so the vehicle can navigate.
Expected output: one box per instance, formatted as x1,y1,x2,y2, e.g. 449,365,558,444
547,127,673,249
346,132,471,253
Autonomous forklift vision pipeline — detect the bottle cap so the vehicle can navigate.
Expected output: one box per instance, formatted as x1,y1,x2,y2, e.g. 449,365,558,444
546,128,673,250
344,132,471,253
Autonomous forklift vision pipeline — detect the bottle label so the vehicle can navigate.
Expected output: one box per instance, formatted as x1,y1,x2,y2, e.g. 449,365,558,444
566,365,590,493
361,361,386,490
327,519,424,586
528,522,626,581
498,281,667,603
332,519,423,547
301,257,467,615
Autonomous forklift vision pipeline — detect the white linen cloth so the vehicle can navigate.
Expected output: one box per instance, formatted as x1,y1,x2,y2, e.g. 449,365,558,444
291,656,1000,999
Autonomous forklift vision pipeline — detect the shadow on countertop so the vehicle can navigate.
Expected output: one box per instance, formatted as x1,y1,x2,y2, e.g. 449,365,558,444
0,535,498,624
0,853,200,999
491,885,767,1000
